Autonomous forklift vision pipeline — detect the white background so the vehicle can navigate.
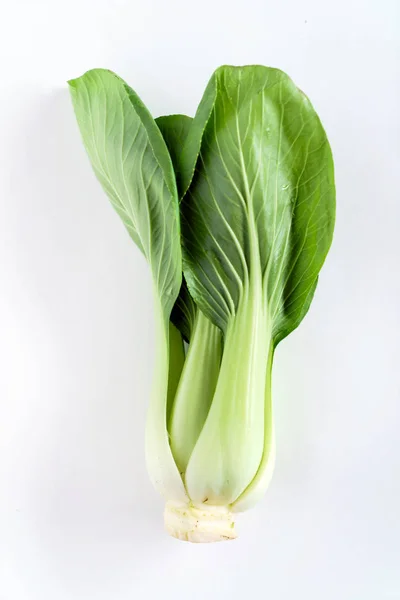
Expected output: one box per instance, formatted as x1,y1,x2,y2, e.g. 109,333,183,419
1,0,399,598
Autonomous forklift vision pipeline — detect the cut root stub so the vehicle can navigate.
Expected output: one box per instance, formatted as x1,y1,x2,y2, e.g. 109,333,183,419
164,502,238,543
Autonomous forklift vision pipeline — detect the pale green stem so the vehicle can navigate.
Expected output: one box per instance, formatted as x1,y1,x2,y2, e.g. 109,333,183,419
232,346,275,512
145,298,188,503
166,322,185,425
169,311,222,476
185,278,271,506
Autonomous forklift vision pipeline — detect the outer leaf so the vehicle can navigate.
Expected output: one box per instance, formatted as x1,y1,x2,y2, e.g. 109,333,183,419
182,65,335,506
68,69,187,503
68,69,181,320
179,65,335,343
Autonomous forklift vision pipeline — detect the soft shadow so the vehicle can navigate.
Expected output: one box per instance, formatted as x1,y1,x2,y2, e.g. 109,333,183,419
11,88,164,579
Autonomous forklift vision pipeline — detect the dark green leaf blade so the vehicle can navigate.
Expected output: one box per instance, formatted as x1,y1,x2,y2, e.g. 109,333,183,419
180,65,335,341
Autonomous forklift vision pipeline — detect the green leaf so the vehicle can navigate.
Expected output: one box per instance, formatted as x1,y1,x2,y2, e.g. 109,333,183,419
68,69,188,504
180,65,335,506
68,69,182,319
178,76,218,199
156,114,192,198
179,65,335,343
155,113,197,341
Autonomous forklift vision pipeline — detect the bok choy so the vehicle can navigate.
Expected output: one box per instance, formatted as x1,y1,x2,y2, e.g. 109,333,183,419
68,65,335,543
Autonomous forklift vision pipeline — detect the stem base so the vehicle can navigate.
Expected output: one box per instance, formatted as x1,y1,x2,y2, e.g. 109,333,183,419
164,502,237,543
